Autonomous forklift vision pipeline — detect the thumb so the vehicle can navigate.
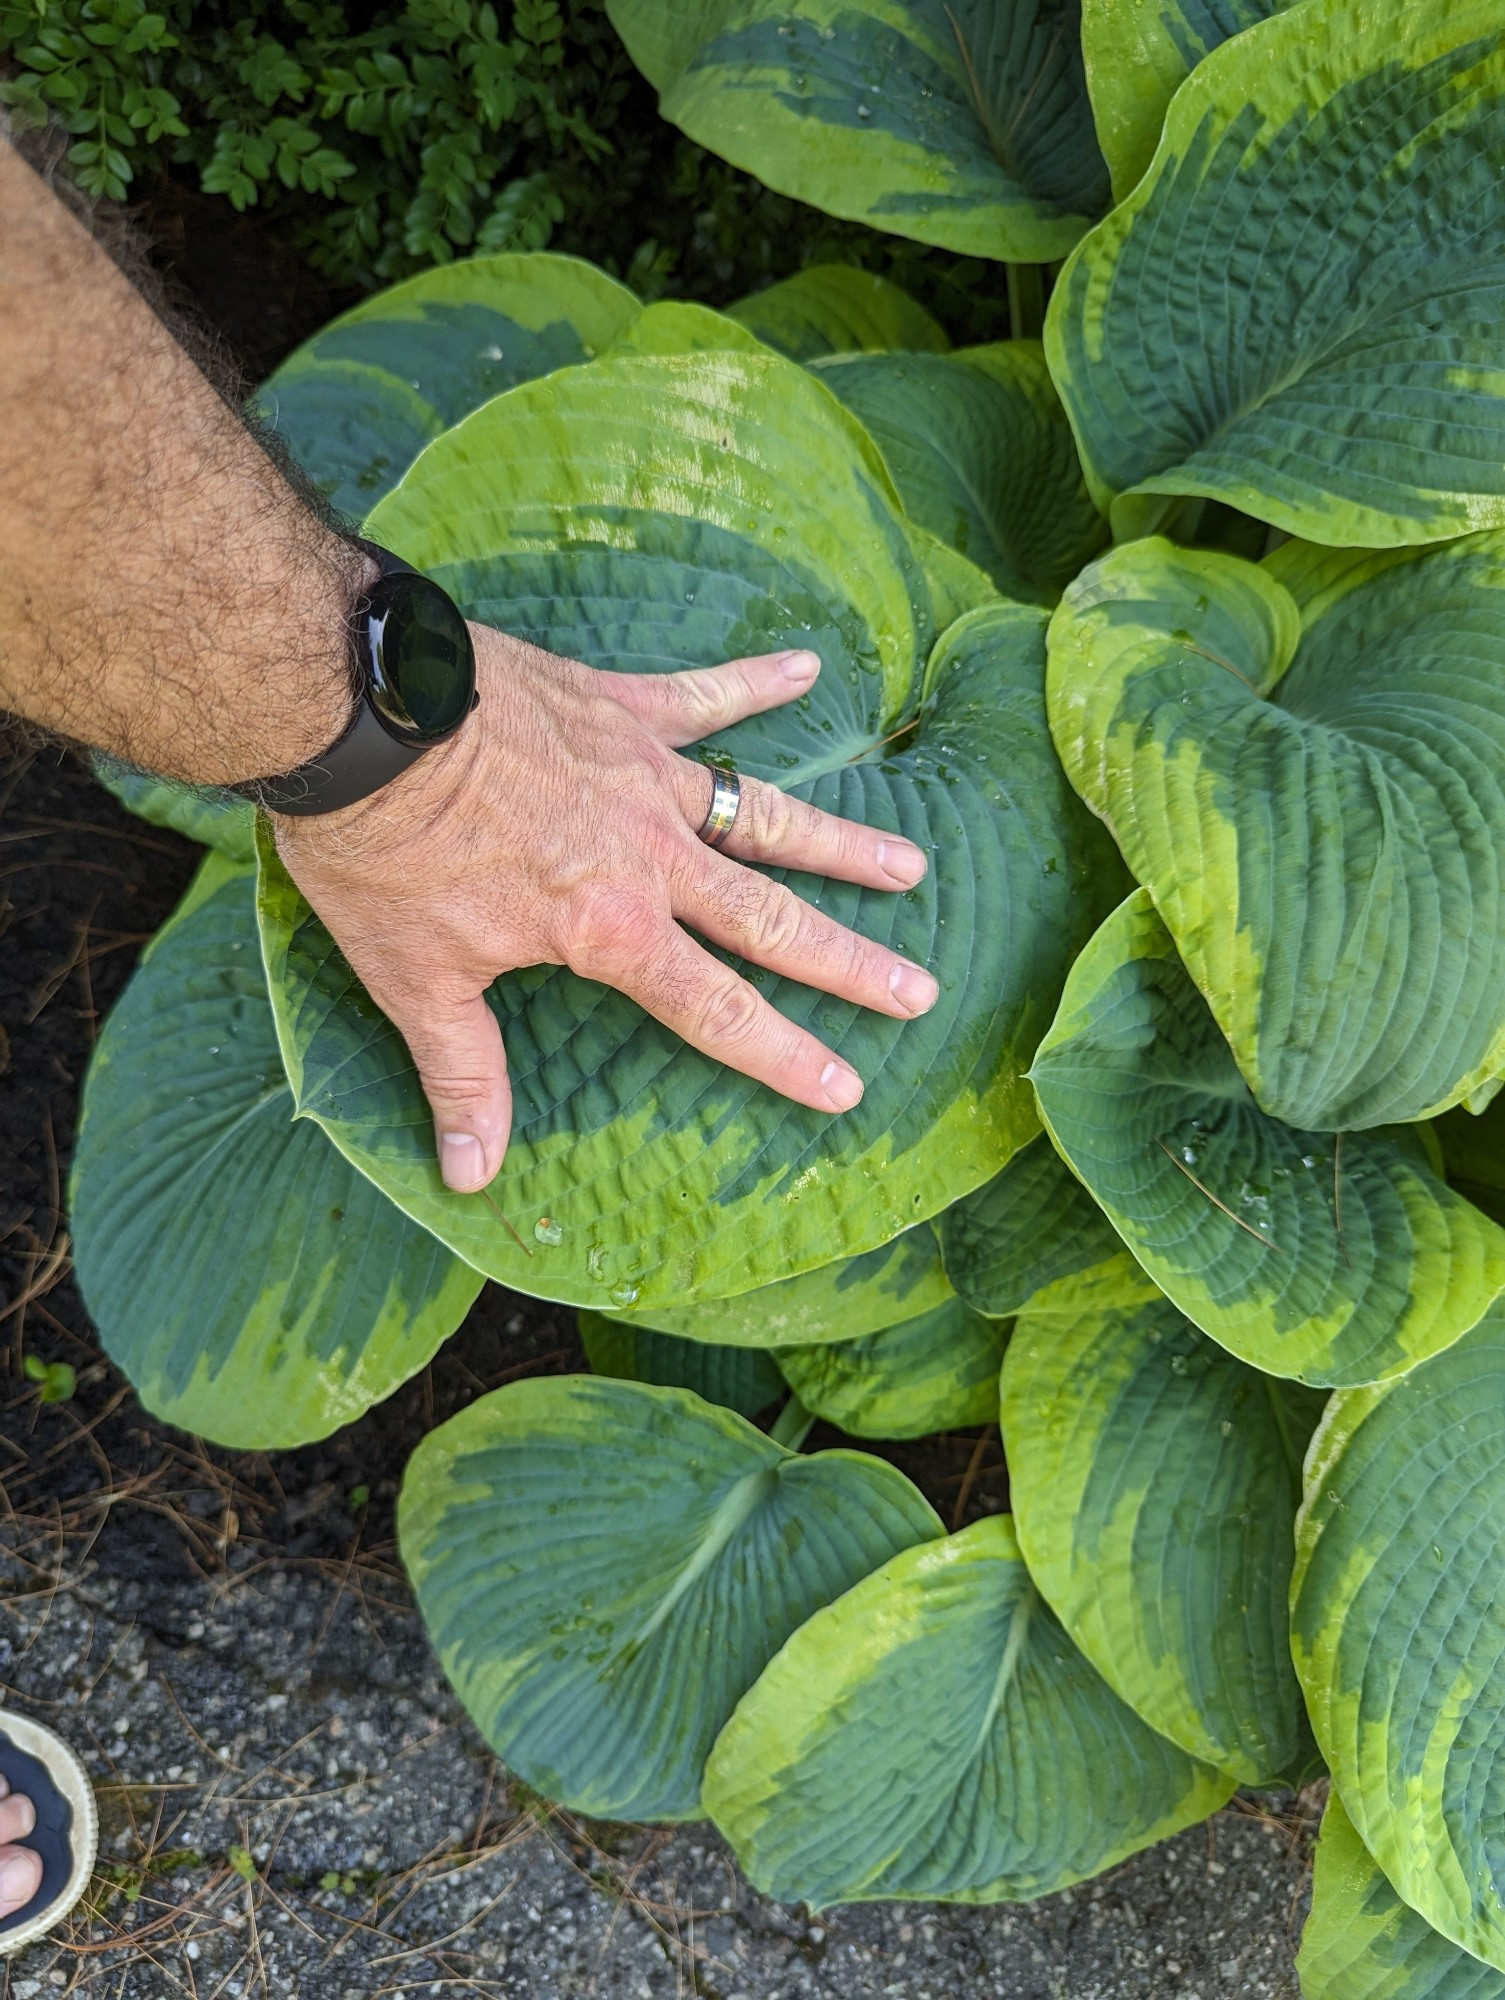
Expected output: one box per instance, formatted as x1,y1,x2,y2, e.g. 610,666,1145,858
388,989,513,1194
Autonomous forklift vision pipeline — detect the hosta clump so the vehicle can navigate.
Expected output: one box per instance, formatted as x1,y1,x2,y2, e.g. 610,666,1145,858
66,0,1505,1959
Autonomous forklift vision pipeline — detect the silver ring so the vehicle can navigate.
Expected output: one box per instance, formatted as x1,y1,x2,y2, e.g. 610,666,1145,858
698,764,741,848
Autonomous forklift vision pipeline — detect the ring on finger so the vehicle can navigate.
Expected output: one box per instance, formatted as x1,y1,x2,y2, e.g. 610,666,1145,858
697,763,741,849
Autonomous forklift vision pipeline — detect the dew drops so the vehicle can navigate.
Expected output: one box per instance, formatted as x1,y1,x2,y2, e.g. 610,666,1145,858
856,104,871,120
533,1216,563,1246
1220,1419,1233,1437
610,1282,641,1307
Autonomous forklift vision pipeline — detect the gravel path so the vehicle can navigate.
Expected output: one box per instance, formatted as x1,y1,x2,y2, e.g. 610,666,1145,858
0,1518,1313,2000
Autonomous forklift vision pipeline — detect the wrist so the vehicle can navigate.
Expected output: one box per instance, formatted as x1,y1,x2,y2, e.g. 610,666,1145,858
275,620,492,856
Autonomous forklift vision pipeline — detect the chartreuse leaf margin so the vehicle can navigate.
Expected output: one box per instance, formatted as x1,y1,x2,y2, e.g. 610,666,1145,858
1079,0,1294,203
703,1513,1231,1906
258,348,1120,1308
397,1374,941,1821
726,265,950,361
1047,535,1505,1132
1048,0,1505,545
70,858,482,1448
778,1293,1007,1438
1030,892,1505,1386
606,1222,955,1347
604,0,1111,263
1292,1302,1505,1974
255,252,641,520
1297,1789,1505,2000
1003,1254,1321,1780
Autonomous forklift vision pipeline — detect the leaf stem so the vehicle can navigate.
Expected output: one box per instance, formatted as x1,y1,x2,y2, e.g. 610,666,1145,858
769,1394,815,1451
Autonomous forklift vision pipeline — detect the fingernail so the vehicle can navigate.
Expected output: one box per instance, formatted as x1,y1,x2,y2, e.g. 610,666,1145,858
0,1855,36,1909
876,839,927,887
890,962,940,1015
777,649,820,684
820,1059,864,1112
440,1132,488,1193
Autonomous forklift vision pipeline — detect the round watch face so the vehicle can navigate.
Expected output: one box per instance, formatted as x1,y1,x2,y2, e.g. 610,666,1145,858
364,572,476,743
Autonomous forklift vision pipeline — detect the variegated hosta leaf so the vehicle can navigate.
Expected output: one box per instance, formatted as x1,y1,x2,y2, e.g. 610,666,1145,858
258,351,1120,1309
727,265,950,360
253,253,640,518
1048,537,1505,1131
70,858,482,1448
1080,0,1295,203
397,1374,941,1821
578,1311,786,1418
603,0,1110,262
811,344,1105,604
702,1513,1231,1906
940,1130,1120,1317
778,1294,1008,1438
93,759,257,863
1030,891,1505,1386
1003,1255,1322,1781
602,300,771,360
608,1223,955,1347
1292,1303,1505,1974
1047,0,1505,545
1297,1789,1505,2000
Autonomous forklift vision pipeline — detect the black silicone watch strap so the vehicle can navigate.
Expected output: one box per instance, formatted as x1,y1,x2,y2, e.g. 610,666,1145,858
256,694,430,815
251,543,470,817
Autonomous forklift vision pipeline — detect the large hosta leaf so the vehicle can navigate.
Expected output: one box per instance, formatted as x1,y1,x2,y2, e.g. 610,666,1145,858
578,1311,786,1417
940,1131,1120,1316
1047,0,1505,545
1003,1256,1321,1780
1298,1790,1505,2000
254,253,640,518
1030,892,1505,1385
1048,537,1505,1130
811,344,1105,603
1080,0,1294,203
259,353,1119,1308
93,760,257,863
609,1223,954,1347
727,265,950,360
1292,1303,1505,1973
778,1294,1007,1438
604,0,1110,262
397,1374,940,1821
70,858,482,1448
703,1513,1231,1906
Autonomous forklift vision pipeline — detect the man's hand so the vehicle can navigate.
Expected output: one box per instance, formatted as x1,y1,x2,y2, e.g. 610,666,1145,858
277,627,938,1193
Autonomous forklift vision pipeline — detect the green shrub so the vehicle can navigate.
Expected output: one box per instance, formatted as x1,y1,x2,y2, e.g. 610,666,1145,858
67,0,1505,1977
0,0,1011,327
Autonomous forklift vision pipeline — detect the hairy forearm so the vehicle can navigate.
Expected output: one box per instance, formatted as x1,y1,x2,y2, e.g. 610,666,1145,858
0,139,360,785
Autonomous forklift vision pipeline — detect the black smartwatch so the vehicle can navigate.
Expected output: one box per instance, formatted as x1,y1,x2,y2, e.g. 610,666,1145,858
254,542,477,815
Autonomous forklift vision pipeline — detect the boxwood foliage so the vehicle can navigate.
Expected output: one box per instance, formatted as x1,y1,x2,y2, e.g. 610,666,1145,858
67,0,1505,1959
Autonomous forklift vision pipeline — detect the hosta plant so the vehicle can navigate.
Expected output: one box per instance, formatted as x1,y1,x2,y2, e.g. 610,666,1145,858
68,0,1505,1971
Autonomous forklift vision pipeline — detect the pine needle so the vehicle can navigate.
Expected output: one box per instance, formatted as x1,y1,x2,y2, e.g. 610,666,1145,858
1156,1139,1281,1252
